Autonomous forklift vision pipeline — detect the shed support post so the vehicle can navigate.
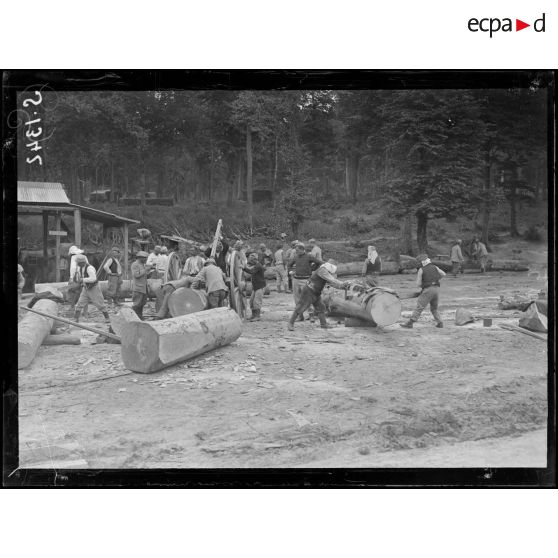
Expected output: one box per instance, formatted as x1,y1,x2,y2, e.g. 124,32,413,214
42,212,49,282
74,208,81,247
55,212,61,282
123,223,129,279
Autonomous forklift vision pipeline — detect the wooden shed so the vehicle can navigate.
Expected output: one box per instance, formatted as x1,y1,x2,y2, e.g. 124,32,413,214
17,181,140,283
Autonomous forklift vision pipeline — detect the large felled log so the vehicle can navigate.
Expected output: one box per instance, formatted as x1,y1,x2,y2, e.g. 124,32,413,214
168,287,209,317
109,307,142,337
335,261,401,277
323,288,402,326
121,307,243,373
35,279,162,300
18,299,58,369
322,291,375,322
431,259,529,273
42,334,81,346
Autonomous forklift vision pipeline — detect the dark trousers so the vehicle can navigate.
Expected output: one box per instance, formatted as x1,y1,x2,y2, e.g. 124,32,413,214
293,286,326,318
132,291,148,319
208,289,227,309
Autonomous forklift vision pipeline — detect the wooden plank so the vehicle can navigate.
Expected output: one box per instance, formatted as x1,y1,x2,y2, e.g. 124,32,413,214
121,307,242,373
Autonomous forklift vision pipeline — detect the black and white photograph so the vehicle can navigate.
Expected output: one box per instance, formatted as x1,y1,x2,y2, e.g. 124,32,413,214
3,70,554,484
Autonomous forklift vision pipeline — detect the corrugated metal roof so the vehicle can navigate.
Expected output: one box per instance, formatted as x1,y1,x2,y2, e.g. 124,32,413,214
17,181,71,204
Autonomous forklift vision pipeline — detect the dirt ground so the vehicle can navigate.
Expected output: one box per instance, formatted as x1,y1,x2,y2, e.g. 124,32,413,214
18,267,548,469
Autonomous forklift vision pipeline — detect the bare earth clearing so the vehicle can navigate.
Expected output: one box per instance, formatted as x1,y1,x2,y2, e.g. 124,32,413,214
19,268,548,469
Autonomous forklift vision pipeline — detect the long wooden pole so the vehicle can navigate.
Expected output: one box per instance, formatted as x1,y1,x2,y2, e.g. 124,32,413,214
498,323,546,342
21,306,121,341
210,219,223,258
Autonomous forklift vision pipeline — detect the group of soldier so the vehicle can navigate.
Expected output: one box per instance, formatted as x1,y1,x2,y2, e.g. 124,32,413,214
35,230,491,330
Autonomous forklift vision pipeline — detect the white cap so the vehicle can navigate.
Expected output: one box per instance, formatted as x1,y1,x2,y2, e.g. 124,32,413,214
68,245,84,256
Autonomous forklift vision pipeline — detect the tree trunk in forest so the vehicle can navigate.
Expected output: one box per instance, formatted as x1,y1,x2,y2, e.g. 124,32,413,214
272,135,278,193
237,151,243,201
402,214,413,254
157,166,164,198
481,147,491,248
246,124,253,230
509,184,519,237
346,153,359,202
416,212,428,252
208,147,213,201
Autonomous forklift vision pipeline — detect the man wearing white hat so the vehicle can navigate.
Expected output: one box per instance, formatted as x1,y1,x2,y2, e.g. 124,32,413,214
73,254,110,323
287,260,350,331
67,245,88,315
400,254,446,329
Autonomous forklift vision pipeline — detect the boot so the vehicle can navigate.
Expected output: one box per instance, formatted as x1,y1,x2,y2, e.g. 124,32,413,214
102,311,111,324
252,309,261,321
288,311,298,330
436,321,444,328
74,310,81,323
400,319,414,328
318,313,333,329
297,314,304,322
133,307,143,320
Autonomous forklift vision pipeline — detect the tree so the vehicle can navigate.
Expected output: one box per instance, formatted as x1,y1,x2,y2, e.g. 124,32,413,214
381,90,487,251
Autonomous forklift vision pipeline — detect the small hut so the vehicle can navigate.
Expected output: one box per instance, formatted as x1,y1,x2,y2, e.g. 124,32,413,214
18,181,140,286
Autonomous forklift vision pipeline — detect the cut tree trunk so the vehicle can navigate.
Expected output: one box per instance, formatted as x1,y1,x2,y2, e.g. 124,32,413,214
120,307,243,373
18,299,58,369
110,307,142,338
168,287,209,317
322,291,375,322
416,212,428,252
42,334,81,346
323,289,401,326
246,124,253,230
35,279,163,300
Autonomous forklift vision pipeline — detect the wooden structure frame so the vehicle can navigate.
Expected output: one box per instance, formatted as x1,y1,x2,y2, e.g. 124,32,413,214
18,182,140,282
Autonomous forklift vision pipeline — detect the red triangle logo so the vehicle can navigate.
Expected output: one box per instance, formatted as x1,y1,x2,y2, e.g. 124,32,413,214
516,19,530,31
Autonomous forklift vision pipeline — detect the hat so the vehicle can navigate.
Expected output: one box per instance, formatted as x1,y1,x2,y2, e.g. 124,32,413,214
160,246,168,254
259,243,266,249
205,257,216,265
416,253,428,262
68,245,83,256
136,251,149,258
309,238,316,243
75,254,87,264
280,232,287,238
291,240,298,247
234,240,244,250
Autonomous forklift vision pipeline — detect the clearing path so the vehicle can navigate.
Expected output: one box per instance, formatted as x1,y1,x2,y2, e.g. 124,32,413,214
18,271,548,469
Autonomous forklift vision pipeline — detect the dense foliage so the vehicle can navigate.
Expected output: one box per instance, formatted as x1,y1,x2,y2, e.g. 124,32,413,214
18,88,547,248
